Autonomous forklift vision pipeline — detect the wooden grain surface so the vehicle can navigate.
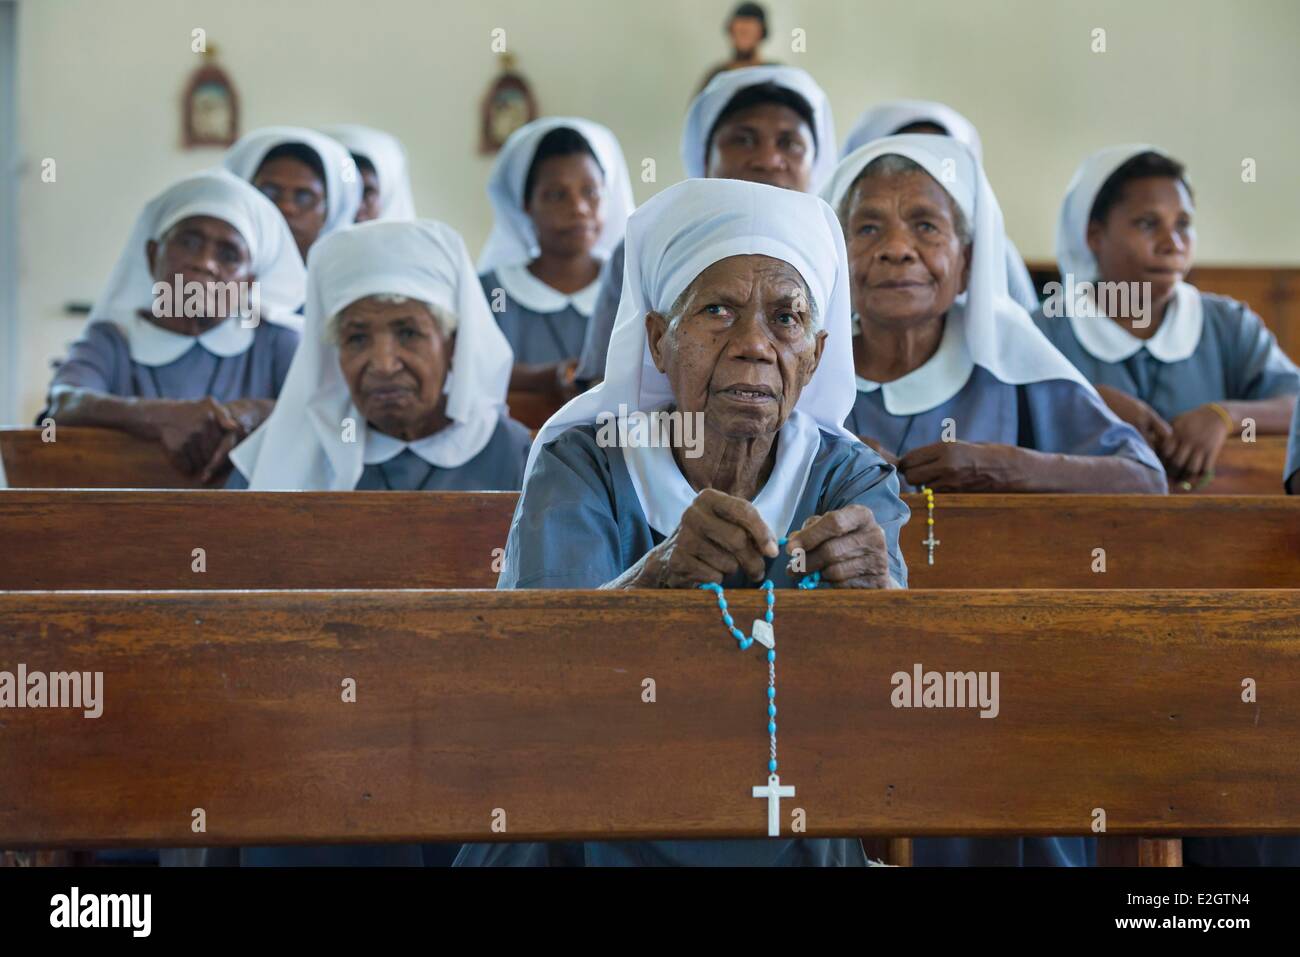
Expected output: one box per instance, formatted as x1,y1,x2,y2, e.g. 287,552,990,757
4,490,1298,590
2,426,1290,494
2,588,1297,848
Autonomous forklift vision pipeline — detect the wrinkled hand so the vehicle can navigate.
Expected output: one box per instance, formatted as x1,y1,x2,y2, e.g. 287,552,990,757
652,488,778,588
897,441,1023,492
151,398,241,477
196,398,273,482
1161,404,1230,488
784,505,893,589
857,436,899,468
1098,385,1173,449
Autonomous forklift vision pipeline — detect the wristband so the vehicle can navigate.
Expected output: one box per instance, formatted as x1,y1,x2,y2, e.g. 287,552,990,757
1207,402,1234,430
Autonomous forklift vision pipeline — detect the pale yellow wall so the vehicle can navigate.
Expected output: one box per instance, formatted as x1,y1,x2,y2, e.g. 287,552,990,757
11,0,1300,422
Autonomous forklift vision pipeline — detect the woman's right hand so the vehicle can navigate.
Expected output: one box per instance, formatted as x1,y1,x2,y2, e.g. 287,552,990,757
647,488,779,588
1096,384,1173,449
149,398,241,475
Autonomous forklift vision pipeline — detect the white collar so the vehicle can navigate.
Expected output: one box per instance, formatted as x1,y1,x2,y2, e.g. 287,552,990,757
361,419,487,469
495,261,601,317
1066,281,1203,364
621,407,821,539
854,312,975,415
124,314,254,366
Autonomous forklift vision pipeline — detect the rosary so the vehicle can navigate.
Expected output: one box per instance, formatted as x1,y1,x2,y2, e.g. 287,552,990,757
920,484,939,565
698,536,818,837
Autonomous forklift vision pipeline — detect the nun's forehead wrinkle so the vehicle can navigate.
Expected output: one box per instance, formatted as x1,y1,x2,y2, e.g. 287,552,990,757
842,159,971,244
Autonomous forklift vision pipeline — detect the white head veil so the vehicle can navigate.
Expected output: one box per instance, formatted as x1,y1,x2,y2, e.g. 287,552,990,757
87,168,306,359
230,220,513,490
840,99,983,163
1053,143,1202,355
319,124,417,221
1055,143,1170,283
681,65,837,190
222,126,363,240
523,178,855,538
822,135,1091,393
476,117,635,274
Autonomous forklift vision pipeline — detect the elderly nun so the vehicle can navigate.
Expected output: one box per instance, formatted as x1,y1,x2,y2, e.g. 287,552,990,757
1033,145,1300,491
825,136,1164,496
320,124,417,223
224,126,362,263
575,65,835,387
476,117,635,405
841,100,1038,314
226,219,530,493
456,178,907,868
41,168,305,484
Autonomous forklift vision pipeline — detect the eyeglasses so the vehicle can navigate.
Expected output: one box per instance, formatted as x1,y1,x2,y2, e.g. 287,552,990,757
256,182,325,213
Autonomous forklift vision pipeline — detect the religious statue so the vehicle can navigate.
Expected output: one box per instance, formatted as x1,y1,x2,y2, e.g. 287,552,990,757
697,2,777,93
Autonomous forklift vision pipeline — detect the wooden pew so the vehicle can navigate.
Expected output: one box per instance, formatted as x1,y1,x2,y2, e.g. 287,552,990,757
1186,435,1288,495
2,588,1297,862
506,390,562,431
0,426,219,490
2,425,1291,494
4,491,1298,591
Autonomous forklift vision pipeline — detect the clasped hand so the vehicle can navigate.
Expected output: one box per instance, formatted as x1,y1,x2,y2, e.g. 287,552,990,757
650,488,893,589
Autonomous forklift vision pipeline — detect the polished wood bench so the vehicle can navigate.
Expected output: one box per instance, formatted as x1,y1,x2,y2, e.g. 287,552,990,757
4,490,1298,590
1,588,1296,865
2,426,1290,494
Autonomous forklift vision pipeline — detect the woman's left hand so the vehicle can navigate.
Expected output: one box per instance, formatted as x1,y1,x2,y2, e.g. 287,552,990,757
784,504,894,589
897,441,1024,491
1160,405,1230,487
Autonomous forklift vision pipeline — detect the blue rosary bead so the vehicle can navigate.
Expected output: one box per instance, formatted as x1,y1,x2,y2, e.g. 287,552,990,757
764,610,773,623
767,649,775,662
769,759,778,773
768,704,776,716
722,613,734,627
767,686,775,699
768,721,776,734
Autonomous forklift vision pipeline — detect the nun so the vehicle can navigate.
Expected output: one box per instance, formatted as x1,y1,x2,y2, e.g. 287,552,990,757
320,124,417,222
1033,146,1300,489
223,126,362,262
575,64,836,386
841,99,1039,314
456,178,907,867
226,219,530,493
41,168,305,483
476,117,634,404
825,136,1164,496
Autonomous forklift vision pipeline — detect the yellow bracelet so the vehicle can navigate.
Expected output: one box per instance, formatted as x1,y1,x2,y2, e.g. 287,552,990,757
1207,402,1235,430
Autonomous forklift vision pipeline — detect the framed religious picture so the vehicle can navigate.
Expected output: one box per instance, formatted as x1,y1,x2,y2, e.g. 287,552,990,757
480,53,537,154
182,46,239,148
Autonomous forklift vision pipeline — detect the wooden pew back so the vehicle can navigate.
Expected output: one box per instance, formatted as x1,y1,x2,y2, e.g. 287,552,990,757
2,588,1297,848
2,426,1290,494
4,491,1298,590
